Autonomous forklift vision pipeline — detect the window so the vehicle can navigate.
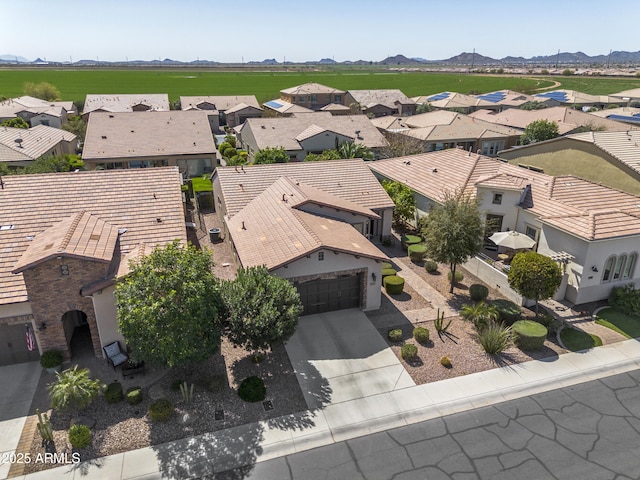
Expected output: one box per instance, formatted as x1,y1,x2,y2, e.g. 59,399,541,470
613,255,627,280
602,256,615,282
318,252,324,261
602,253,638,283
334,95,342,103
481,140,505,156
299,96,306,102
311,95,317,103
525,225,539,242
623,253,637,279
492,193,503,205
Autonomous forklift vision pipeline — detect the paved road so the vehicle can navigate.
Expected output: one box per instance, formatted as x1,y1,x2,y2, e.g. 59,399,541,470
217,369,640,480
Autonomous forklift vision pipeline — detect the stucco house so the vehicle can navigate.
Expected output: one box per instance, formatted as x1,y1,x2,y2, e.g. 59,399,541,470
498,130,640,195
344,90,416,117
212,159,394,314
237,112,388,162
369,149,640,306
82,94,170,119
412,92,498,114
82,111,216,176
0,167,187,366
0,96,75,128
279,82,345,111
0,125,77,168
180,95,262,131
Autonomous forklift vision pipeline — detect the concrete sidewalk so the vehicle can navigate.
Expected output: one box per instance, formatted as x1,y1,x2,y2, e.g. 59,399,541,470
20,338,640,480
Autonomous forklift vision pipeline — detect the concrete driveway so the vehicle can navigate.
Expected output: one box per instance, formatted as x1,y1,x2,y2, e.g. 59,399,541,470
0,361,42,479
285,309,414,409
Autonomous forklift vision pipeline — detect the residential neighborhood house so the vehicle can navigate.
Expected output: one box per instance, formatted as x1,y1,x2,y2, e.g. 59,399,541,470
344,89,417,117
82,93,170,119
0,125,77,168
412,92,499,114
237,112,389,162
212,159,394,315
0,96,76,128
474,90,557,111
278,82,346,111
0,167,187,366
180,95,262,132
82,111,216,176
369,149,640,306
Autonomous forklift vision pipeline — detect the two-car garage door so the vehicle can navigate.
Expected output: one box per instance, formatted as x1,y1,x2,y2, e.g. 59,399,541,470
295,274,361,316
0,323,40,366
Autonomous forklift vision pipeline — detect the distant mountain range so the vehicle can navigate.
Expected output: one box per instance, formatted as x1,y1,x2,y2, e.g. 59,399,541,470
2,50,640,66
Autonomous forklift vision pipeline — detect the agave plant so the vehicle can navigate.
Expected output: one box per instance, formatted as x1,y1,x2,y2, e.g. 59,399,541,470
48,366,105,414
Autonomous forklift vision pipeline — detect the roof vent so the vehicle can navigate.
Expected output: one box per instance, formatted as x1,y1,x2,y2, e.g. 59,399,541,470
101,135,107,139
432,168,438,173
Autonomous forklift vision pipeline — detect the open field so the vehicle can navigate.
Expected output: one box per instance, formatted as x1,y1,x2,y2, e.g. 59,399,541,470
1,68,637,108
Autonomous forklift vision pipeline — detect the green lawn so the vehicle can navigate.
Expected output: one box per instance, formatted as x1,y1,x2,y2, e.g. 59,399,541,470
560,327,602,352
595,308,640,339
191,176,212,193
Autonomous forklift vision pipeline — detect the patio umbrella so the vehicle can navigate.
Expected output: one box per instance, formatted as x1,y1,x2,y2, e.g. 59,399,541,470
488,231,536,250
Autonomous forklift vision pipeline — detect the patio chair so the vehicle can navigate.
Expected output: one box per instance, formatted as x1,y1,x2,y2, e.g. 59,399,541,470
103,341,128,370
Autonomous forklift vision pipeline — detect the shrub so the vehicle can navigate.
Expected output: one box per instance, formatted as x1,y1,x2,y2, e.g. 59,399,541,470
222,147,238,159
408,244,427,262
608,283,640,316
148,398,174,422
440,356,452,368
224,135,237,148
105,382,123,404
382,262,393,270
125,387,143,405
535,313,563,334
401,344,418,360
382,236,394,247
383,275,405,295
40,350,63,368
388,329,403,342
424,260,438,273
401,234,422,249
217,141,231,153
238,376,266,403
469,284,489,302
381,268,397,278
477,322,512,355
512,320,548,351
491,299,522,325
413,326,430,344
447,270,464,284
461,302,499,330
68,424,91,449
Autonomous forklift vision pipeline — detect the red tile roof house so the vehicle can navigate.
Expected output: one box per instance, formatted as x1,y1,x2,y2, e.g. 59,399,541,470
369,149,640,306
212,159,395,315
0,168,187,365
82,111,217,177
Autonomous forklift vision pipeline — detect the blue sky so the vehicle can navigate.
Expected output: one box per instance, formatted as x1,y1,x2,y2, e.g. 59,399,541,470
2,0,636,63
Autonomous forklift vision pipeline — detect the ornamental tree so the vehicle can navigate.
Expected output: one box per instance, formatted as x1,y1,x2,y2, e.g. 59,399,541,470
1,117,29,128
116,241,223,368
23,81,61,101
254,146,290,164
508,251,562,314
221,266,302,353
382,180,416,226
520,119,559,145
421,190,484,293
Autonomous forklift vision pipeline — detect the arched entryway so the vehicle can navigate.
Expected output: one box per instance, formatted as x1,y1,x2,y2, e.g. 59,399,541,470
62,310,92,360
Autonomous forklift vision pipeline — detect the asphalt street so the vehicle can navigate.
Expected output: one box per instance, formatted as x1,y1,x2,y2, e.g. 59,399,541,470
217,369,640,480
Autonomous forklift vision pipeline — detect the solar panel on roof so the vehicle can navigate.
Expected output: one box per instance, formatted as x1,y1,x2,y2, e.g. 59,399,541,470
265,101,283,109
607,114,640,124
535,91,569,102
477,91,506,103
427,92,450,102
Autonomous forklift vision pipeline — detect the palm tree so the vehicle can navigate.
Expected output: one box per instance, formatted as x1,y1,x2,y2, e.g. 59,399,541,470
337,141,374,161
49,366,105,414
461,302,499,330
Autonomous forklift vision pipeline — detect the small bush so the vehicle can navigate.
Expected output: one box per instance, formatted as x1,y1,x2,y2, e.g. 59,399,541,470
608,283,640,316
492,299,522,325
148,398,174,422
413,326,430,344
447,270,464,283
383,275,405,295
477,322,512,355
105,382,123,404
40,350,63,369
408,244,427,262
401,234,422,249
381,268,397,278
401,344,418,360
217,141,231,153
238,376,266,403
222,146,238,159
68,424,91,449
469,284,489,302
382,262,393,270
424,260,438,273
440,356,452,368
535,313,562,334
388,329,403,342
512,320,548,351
125,387,143,405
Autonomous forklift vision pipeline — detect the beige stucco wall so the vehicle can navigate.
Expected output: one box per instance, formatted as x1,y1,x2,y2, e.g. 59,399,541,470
272,249,382,311
90,284,126,350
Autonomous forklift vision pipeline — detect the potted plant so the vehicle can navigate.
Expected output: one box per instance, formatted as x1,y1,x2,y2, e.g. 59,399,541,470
40,350,63,374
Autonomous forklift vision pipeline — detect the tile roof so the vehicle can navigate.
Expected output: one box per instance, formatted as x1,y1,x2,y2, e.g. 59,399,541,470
369,149,640,241
240,113,388,151
0,167,187,305
346,90,415,109
179,95,261,112
474,90,538,107
534,89,603,105
320,103,351,112
0,96,74,118
262,99,314,115
412,92,495,110
397,111,520,141
226,177,385,270
214,158,394,217
12,211,120,272
0,125,77,162
280,82,345,95
83,94,170,115
82,111,216,160
469,107,638,134
224,102,262,115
